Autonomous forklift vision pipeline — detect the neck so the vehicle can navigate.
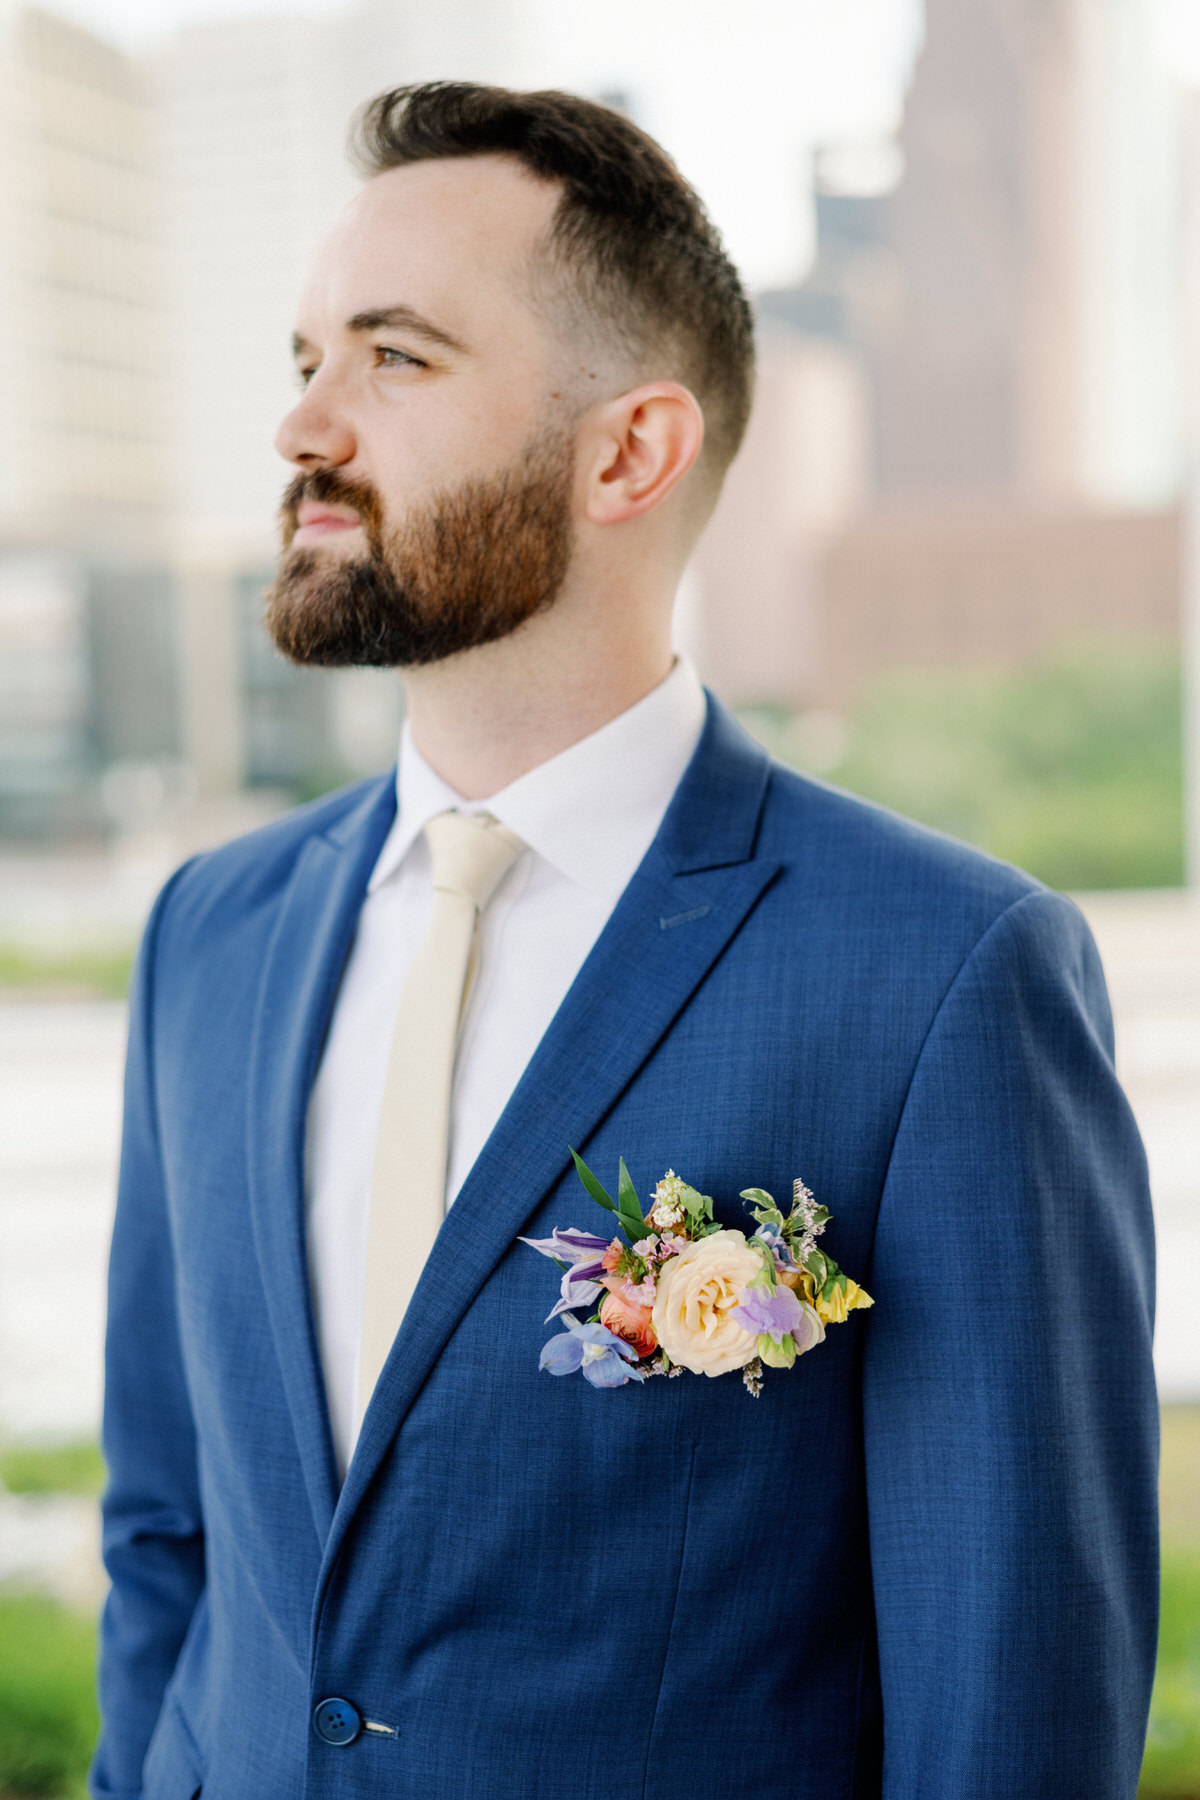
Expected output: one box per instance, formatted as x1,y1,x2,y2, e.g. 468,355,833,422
399,580,676,799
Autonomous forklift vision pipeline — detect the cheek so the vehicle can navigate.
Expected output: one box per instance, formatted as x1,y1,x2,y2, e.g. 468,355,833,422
359,370,566,518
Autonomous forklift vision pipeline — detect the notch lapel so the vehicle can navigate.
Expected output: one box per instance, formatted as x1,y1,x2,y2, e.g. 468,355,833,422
246,776,397,1546
323,701,780,1572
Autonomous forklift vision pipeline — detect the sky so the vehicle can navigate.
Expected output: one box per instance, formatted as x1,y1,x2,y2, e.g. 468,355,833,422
1158,0,1200,83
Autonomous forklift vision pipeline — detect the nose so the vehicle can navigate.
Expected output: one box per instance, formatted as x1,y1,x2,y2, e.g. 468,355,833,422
275,374,357,470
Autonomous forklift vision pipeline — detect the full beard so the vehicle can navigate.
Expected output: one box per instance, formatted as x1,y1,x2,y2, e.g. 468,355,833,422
263,429,575,669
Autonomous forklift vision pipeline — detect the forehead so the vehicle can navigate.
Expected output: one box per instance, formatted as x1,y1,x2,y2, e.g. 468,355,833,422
296,154,562,345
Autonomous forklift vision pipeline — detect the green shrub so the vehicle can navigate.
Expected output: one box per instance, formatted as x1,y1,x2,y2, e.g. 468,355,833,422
0,948,133,1001
0,1444,105,1500
1140,1550,1200,1797
746,639,1184,891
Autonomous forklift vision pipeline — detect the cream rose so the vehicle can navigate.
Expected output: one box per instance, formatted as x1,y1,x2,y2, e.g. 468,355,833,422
651,1230,762,1377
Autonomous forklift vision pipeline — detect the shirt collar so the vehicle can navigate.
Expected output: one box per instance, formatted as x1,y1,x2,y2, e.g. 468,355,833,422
368,656,707,901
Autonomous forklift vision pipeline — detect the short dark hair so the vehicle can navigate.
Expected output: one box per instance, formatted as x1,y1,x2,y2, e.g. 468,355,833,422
350,82,755,481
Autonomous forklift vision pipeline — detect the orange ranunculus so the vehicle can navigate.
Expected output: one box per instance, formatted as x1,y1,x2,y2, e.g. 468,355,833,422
601,1237,624,1273
599,1288,657,1360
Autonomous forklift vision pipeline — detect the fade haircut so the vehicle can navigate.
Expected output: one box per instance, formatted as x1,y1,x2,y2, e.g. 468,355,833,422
350,82,756,483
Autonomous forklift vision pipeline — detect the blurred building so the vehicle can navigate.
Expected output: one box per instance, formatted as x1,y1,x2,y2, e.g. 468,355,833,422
0,0,547,840
692,0,1186,712
0,3,176,835
1178,89,1200,884
868,0,1180,508
819,503,1182,706
690,323,870,700
154,0,544,806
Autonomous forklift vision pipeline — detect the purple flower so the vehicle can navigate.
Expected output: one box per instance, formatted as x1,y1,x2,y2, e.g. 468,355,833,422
520,1227,610,1262
545,1264,607,1321
732,1283,805,1343
519,1227,612,1321
751,1222,798,1271
618,1275,657,1307
538,1318,646,1388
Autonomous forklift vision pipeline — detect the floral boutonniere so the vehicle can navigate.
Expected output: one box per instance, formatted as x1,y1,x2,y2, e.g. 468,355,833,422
520,1153,873,1396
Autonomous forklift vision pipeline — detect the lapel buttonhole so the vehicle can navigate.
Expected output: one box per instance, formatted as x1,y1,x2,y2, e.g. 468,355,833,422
659,903,713,931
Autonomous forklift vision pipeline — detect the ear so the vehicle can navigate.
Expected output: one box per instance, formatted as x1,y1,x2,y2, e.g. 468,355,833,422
581,382,705,525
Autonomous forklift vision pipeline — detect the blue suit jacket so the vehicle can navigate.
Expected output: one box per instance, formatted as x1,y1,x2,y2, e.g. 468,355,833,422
92,697,1158,1800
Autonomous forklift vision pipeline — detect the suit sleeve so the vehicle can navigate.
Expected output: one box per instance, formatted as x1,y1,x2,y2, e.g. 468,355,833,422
862,889,1158,1800
90,869,206,1800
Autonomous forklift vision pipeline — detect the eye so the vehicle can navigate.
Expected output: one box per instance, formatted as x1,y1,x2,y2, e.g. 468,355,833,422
294,365,318,391
376,344,424,371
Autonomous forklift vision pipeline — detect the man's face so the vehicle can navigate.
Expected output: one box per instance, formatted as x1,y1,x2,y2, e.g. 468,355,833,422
267,156,579,666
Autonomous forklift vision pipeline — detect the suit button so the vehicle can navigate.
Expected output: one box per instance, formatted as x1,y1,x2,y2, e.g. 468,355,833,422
312,1697,362,1745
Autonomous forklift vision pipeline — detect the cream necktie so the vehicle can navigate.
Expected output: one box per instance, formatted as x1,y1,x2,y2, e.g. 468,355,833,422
356,809,525,1425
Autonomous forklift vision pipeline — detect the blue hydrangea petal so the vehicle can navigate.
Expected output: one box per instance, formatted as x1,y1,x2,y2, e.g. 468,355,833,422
539,1331,585,1375
582,1352,637,1388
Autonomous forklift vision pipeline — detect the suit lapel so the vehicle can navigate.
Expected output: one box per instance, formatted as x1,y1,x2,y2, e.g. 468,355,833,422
246,776,397,1546
324,700,780,1568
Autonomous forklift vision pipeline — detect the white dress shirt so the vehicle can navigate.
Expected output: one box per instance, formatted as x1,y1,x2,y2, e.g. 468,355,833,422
305,656,707,1474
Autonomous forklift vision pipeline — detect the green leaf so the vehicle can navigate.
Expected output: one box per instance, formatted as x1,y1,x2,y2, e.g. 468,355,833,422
747,1240,777,1289
740,1186,781,1219
804,1249,828,1287
678,1184,715,1226
617,1158,648,1239
821,1269,848,1303
569,1147,618,1218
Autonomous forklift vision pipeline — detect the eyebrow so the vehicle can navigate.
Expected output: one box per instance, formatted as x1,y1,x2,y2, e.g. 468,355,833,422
291,303,468,361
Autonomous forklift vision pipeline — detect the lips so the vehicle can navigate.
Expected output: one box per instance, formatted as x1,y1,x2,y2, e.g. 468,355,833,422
292,502,362,542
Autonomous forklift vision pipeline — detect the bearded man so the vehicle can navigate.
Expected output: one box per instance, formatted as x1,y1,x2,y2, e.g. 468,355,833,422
92,83,1158,1800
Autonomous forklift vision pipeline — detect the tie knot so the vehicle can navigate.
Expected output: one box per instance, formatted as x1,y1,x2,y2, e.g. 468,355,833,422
424,810,525,912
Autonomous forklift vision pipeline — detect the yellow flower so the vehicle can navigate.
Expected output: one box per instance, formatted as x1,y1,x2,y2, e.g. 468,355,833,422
651,1231,762,1377
814,1278,873,1325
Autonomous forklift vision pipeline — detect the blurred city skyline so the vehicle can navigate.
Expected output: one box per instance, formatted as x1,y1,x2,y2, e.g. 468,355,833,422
26,0,925,293
0,0,1194,888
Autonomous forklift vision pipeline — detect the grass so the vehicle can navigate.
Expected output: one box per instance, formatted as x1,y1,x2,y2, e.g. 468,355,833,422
0,1415,1197,1795
0,948,133,1001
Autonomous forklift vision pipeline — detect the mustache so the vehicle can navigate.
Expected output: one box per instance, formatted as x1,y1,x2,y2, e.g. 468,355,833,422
278,467,385,547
